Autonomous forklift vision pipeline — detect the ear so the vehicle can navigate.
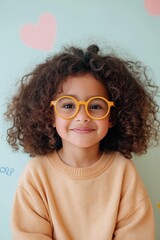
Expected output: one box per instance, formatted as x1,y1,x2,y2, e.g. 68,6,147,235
109,118,114,128
52,120,56,128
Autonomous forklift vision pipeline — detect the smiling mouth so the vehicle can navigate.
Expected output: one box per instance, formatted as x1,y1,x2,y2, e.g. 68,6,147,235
71,128,95,134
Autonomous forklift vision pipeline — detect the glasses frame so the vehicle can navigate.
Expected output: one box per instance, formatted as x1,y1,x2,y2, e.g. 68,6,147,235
50,96,115,120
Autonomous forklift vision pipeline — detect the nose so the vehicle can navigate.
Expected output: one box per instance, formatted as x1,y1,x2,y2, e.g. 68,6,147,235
74,105,90,122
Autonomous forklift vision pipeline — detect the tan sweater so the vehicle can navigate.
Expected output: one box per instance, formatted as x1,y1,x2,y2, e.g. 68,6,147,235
11,151,155,240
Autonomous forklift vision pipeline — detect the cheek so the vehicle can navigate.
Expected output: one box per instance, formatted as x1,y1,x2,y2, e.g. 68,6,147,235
54,116,68,134
54,116,62,129
97,120,110,135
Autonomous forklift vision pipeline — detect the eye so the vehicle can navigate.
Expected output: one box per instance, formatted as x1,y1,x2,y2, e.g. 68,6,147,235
62,104,75,109
90,104,103,110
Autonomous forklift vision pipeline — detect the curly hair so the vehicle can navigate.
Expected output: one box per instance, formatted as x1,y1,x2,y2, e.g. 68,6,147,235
5,44,160,158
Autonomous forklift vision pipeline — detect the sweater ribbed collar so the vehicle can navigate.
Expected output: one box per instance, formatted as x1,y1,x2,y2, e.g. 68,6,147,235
47,151,115,180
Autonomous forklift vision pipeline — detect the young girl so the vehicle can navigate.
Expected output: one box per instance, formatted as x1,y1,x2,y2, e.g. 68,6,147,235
5,44,160,240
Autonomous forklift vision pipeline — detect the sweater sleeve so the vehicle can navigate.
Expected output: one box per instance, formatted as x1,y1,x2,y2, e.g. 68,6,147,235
113,197,155,240
11,186,53,240
113,160,155,240
11,160,54,240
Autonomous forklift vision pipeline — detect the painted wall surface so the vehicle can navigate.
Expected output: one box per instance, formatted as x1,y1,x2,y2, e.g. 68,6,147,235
0,0,160,239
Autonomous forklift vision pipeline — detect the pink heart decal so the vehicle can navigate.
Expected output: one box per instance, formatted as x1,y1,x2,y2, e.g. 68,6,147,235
144,0,160,15
20,13,56,51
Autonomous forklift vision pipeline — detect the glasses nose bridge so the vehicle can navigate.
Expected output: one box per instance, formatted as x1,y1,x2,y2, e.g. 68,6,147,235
76,100,88,115
77,100,88,110
78,100,87,106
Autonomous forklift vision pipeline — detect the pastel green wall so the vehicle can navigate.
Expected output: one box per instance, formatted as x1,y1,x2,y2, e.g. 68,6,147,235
0,0,160,239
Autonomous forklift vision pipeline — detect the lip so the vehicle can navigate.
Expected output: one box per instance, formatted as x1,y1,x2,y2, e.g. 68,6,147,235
71,127,95,134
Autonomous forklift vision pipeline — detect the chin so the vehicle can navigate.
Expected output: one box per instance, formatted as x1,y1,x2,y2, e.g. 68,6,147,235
71,141,99,149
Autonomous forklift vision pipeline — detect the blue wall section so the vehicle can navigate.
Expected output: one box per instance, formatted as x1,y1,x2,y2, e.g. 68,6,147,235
0,1,160,239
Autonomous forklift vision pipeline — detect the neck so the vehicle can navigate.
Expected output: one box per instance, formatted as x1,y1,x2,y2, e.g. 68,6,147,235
58,144,102,168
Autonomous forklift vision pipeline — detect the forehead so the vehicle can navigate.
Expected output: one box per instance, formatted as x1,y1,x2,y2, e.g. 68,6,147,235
59,74,108,100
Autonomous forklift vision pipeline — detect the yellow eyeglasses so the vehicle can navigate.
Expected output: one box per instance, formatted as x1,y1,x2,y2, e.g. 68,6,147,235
50,96,115,120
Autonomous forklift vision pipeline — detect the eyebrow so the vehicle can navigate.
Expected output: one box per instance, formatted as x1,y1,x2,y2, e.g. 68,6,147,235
60,94,108,100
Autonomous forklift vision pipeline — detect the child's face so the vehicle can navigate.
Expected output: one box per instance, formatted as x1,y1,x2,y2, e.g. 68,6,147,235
53,74,111,150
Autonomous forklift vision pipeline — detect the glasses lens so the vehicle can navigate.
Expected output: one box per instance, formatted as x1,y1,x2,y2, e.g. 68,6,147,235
88,98,109,118
56,97,77,118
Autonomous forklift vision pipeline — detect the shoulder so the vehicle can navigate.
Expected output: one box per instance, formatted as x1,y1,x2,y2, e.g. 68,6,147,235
110,153,153,224
109,151,138,175
109,151,149,196
113,151,149,203
18,151,57,187
23,154,49,174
